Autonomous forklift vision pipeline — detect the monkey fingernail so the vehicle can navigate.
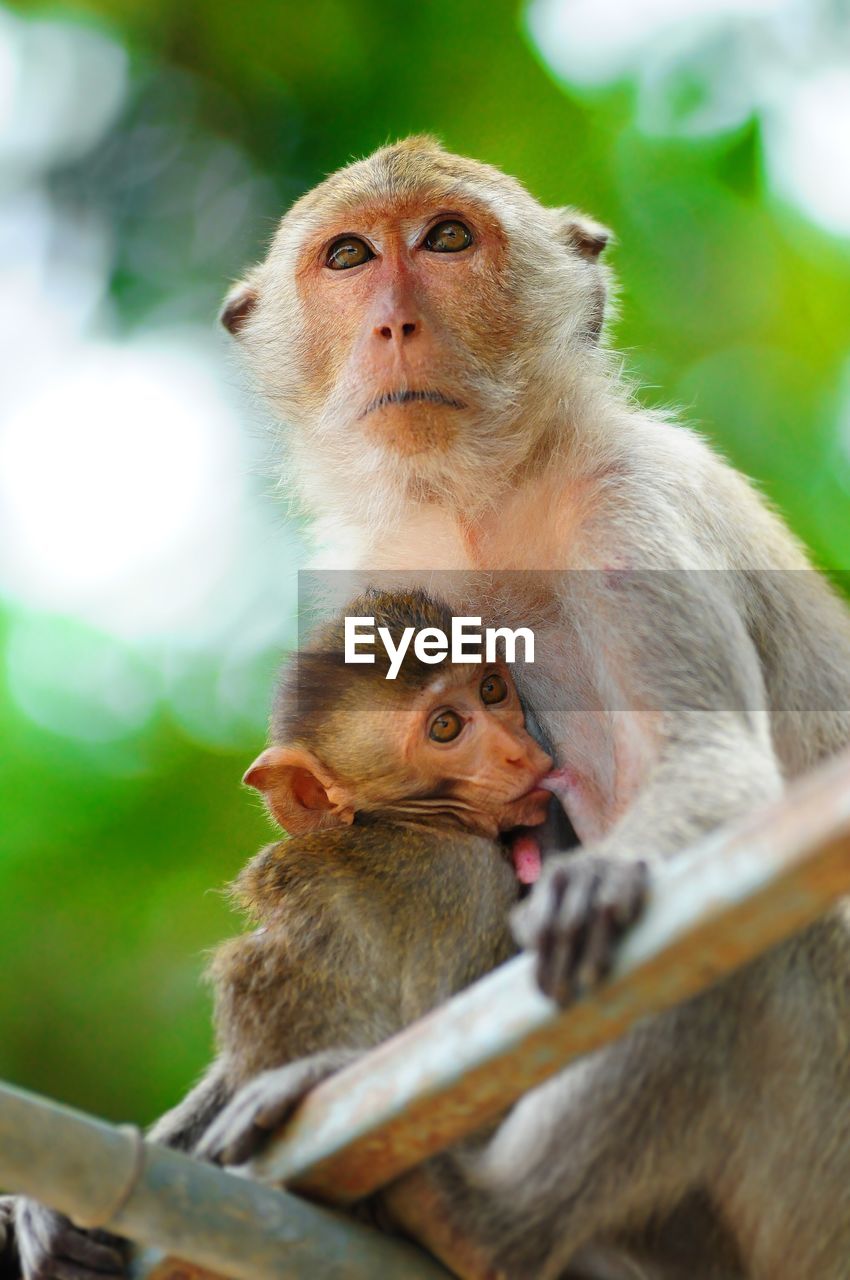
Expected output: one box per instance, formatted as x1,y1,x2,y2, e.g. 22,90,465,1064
580,911,616,990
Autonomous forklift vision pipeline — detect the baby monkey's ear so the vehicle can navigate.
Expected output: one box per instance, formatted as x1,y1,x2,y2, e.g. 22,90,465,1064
244,746,355,835
554,208,613,260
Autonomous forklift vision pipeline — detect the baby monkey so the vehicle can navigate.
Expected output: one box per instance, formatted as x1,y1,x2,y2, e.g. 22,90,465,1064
195,586,554,1162
13,587,564,1280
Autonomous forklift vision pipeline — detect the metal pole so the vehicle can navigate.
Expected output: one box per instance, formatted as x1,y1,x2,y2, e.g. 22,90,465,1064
0,1082,449,1280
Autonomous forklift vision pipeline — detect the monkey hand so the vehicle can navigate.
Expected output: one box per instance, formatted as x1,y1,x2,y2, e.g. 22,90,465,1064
14,1198,127,1280
510,853,648,1006
195,1047,362,1167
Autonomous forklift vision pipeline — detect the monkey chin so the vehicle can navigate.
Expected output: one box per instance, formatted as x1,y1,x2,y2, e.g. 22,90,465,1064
362,401,460,458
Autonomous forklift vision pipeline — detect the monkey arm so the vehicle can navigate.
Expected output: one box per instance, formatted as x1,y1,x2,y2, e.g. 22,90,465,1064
517,546,784,1002
569,547,782,846
145,1060,233,1151
196,1049,364,1166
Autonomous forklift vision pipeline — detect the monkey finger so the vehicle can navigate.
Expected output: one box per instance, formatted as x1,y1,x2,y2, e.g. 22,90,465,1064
195,1111,246,1163
626,859,650,923
196,1068,313,1167
558,868,602,986
252,1090,311,1131
538,867,598,1005
535,869,573,1000
539,909,580,1005
221,1063,341,1152
198,1108,267,1166
193,1132,222,1163
536,933,574,1006
216,1124,269,1168
577,905,617,992
604,859,649,929
59,1232,125,1273
197,1122,254,1165
512,862,569,949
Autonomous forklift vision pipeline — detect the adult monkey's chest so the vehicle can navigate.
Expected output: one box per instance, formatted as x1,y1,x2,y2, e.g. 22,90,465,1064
510,607,651,846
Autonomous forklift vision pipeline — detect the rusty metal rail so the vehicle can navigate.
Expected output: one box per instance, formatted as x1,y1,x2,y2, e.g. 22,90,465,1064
4,750,850,1279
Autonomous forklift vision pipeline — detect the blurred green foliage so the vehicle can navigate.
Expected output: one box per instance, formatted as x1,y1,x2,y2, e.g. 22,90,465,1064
1,0,849,1129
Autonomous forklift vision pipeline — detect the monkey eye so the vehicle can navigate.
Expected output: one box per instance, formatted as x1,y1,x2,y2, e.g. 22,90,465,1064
429,709,464,743
326,236,374,270
423,220,473,253
480,673,508,705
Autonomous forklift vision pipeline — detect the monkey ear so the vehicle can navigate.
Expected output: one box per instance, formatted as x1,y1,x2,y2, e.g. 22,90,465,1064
219,280,259,336
555,209,613,261
244,746,355,835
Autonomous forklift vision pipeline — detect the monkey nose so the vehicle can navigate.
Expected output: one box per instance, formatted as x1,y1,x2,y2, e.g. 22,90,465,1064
527,745,554,774
375,319,418,342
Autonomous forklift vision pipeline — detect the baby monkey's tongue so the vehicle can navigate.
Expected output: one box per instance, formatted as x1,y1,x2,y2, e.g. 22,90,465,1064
509,770,565,884
511,833,542,885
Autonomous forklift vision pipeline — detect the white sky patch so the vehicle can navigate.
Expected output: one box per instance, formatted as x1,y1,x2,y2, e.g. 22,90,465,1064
0,9,127,175
762,66,850,238
0,4,304,748
0,315,303,748
526,0,787,88
0,336,248,639
526,0,850,238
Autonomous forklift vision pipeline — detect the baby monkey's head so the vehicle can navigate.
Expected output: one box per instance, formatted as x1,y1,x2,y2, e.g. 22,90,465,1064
245,589,553,841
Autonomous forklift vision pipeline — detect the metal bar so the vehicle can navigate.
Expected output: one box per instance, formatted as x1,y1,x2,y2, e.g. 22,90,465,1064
0,1082,450,1280
243,748,850,1201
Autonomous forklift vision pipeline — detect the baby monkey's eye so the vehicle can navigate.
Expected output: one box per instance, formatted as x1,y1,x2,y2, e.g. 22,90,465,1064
423,220,473,253
326,237,374,270
480,673,508,705
429,710,464,743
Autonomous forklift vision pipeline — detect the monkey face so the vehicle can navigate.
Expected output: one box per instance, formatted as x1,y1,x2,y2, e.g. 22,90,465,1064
246,662,553,840
327,662,555,839
222,138,611,514
399,664,555,836
278,188,521,485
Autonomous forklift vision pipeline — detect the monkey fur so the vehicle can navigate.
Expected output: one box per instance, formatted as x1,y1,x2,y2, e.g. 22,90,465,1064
12,589,574,1278
215,138,850,1277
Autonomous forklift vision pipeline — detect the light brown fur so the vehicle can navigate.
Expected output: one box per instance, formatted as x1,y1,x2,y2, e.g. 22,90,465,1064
222,139,850,1278
9,590,555,1279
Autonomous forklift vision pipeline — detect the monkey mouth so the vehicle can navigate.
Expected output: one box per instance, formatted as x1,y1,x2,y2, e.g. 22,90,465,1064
511,776,554,807
360,389,466,419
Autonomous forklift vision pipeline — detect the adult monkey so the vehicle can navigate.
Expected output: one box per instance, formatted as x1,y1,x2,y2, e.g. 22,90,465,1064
216,138,850,1279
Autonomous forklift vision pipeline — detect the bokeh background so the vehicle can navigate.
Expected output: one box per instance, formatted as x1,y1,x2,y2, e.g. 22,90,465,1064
1,0,849,1126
